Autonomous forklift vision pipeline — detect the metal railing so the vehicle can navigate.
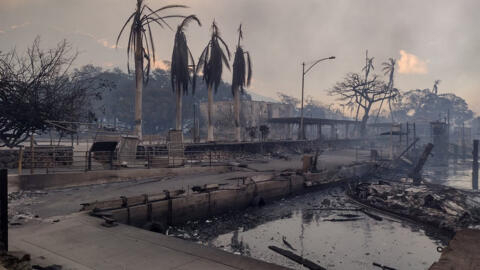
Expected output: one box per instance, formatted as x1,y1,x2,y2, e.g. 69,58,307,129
16,149,249,175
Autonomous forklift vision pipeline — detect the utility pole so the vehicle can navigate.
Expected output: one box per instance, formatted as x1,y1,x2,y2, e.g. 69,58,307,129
299,62,305,140
299,56,335,140
473,140,478,190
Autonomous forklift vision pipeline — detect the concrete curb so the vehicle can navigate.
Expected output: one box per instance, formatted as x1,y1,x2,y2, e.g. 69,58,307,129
8,166,231,192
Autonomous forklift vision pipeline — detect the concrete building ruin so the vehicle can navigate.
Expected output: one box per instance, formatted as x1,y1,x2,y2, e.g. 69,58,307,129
199,100,295,141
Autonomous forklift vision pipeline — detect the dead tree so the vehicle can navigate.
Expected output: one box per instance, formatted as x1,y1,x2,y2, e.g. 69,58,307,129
0,38,110,147
329,73,396,136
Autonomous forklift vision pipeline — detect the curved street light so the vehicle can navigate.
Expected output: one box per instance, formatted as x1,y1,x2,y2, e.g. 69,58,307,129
299,56,335,140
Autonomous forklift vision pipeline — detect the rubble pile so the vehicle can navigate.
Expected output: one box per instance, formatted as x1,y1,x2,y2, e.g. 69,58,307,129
350,180,480,232
8,191,46,225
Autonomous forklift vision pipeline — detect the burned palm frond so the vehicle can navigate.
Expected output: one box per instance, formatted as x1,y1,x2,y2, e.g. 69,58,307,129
374,57,397,123
382,58,396,89
171,15,201,95
116,0,186,84
231,24,252,96
197,21,231,93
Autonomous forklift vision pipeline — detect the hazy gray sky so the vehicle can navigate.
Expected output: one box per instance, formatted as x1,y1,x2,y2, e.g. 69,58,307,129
1,0,478,113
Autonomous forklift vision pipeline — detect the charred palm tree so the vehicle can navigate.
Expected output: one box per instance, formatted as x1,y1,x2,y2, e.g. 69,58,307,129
231,25,252,142
197,21,231,142
433,80,441,95
116,0,185,139
171,15,201,131
375,58,396,122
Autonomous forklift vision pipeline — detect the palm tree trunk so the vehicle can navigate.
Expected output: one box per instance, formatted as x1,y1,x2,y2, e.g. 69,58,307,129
207,85,214,142
175,86,182,130
134,30,143,140
234,87,241,142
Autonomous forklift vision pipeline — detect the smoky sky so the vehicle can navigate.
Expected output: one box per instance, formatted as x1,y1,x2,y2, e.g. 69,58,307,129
0,0,479,113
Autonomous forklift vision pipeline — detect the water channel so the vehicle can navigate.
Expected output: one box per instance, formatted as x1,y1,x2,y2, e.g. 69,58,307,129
168,186,448,270
166,156,477,269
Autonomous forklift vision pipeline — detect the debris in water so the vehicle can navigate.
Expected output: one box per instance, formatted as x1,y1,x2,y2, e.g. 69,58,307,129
361,209,383,221
282,236,297,251
372,262,397,270
268,245,326,270
337,214,361,218
323,218,363,222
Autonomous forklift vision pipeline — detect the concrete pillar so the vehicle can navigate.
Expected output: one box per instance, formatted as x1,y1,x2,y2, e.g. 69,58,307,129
345,124,350,139
317,124,322,140
330,124,335,139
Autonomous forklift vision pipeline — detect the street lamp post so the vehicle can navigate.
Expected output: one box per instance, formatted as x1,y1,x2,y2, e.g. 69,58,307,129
299,56,335,140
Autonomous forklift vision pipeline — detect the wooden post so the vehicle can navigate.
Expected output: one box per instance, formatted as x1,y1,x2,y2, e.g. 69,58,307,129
410,143,434,185
87,151,92,171
413,122,417,151
399,123,402,143
0,169,7,251
147,150,151,169
18,147,23,175
52,146,56,173
406,122,409,151
473,140,478,190
30,134,34,174
209,150,212,167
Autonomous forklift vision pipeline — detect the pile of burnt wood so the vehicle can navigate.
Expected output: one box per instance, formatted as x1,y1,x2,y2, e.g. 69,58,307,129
349,180,480,233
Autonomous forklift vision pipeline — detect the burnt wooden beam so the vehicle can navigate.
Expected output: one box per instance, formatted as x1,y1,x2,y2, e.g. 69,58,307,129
409,143,434,185
268,245,326,270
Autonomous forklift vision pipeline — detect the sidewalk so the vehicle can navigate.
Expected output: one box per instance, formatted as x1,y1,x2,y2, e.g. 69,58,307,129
9,213,288,270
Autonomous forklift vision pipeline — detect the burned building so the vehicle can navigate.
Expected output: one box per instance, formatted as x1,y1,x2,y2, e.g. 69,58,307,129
199,100,295,141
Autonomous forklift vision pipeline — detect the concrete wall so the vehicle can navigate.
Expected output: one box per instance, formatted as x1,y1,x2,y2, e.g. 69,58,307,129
98,163,374,227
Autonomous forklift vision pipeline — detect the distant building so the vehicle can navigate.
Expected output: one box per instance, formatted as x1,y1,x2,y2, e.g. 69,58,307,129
199,100,295,141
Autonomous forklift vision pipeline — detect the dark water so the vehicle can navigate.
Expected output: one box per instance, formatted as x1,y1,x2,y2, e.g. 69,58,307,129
169,188,447,270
